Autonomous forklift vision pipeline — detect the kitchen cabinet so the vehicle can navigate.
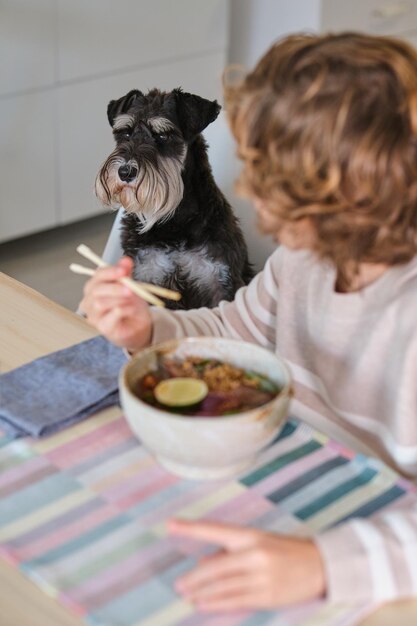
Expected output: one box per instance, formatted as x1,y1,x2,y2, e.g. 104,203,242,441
0,0,229,242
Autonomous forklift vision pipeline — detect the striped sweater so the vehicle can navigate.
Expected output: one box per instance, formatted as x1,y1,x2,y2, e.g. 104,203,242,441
150,245,417,603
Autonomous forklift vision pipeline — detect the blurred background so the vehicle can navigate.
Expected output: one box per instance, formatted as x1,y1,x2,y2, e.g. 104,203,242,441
1,0,417,309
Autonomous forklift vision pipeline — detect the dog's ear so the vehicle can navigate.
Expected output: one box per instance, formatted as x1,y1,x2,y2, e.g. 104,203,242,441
107,90,143,127
173,89,221,140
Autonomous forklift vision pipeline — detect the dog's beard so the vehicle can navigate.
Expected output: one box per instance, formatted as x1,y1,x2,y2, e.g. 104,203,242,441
95,150,186,233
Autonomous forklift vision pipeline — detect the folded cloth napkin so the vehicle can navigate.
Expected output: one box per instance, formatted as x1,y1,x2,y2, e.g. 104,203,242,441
0,336,128,438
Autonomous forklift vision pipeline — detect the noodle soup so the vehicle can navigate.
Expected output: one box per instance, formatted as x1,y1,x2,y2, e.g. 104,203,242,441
136,355,281,416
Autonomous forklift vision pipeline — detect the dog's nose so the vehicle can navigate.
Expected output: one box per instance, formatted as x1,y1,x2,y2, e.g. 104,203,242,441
118,164,138,182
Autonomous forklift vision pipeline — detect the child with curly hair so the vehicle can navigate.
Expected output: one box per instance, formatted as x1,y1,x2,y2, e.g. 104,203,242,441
81,32,417,610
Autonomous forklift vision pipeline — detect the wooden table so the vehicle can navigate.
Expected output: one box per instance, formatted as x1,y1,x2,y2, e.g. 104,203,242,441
1,271,417,626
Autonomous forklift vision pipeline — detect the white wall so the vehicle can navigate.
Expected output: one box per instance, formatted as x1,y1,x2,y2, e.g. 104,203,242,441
224,0,321,271
230,0,321,68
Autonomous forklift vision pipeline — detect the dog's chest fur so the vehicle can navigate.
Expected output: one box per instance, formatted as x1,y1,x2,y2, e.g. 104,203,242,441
133,244,230,307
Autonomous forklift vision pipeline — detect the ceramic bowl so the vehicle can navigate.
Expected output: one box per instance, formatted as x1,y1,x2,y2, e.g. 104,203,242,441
119,337,292,480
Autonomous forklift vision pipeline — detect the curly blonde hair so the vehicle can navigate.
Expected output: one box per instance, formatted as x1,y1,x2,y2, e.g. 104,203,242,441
225,32,417,273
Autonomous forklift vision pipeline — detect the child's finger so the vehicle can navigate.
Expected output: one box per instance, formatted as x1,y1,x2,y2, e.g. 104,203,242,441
116,256,135,274
96,305,133,335
186,574,261,604
83,265,126,294
175,551,253,594
168,519,256,550
89,282,132,300
197,590,268,612
91,296,135,317
81,280,137,319
198,549,227,565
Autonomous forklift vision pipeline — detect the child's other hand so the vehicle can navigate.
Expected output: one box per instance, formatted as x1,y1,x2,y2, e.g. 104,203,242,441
79,256,152,353
168,518,326,611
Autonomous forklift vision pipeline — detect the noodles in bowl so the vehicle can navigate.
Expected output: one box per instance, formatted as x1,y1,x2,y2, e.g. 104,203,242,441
136,355,281,416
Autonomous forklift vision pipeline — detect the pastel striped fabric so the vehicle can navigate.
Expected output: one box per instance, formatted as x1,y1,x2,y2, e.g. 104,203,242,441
0,411,415,626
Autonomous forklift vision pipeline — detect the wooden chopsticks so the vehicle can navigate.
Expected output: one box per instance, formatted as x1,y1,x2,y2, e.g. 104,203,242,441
69,244,181,307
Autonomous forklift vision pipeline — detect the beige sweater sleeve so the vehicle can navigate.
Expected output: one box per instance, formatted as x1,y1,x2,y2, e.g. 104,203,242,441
315,506,417,601
150,245,417,604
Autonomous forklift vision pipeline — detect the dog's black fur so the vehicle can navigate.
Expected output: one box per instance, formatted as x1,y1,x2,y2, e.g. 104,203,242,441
96,88,253,309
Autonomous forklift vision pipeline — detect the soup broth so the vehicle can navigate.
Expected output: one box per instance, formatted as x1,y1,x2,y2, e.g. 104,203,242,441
135,355,281,416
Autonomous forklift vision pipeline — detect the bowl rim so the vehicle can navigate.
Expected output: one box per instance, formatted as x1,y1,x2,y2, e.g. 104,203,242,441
119,337,293,424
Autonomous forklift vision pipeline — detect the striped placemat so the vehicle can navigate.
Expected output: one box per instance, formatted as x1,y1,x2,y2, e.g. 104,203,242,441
0,410,415,626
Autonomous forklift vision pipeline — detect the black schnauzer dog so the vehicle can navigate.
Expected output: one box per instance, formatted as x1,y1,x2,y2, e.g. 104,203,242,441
95,88,253,309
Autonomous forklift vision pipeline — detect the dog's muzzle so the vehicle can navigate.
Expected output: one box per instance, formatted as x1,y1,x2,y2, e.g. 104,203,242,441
95,148,187,233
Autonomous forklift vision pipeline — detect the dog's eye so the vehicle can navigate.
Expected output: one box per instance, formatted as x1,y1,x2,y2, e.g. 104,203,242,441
155,133,168,142
114,128,132,140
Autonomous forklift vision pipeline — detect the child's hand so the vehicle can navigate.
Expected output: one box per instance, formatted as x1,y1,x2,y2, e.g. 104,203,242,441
79,256,153,353
168,518,326,611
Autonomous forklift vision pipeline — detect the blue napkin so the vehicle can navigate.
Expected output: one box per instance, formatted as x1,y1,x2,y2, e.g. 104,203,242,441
0,336,128,438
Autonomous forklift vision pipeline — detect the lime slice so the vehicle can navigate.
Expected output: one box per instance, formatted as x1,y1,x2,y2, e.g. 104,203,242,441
154,377,208,407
